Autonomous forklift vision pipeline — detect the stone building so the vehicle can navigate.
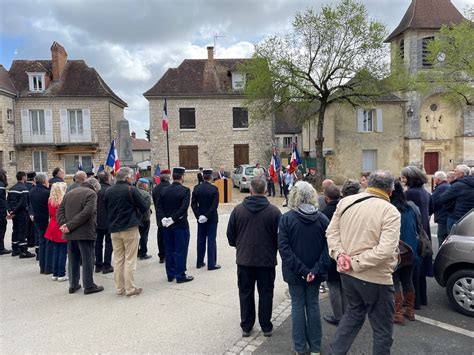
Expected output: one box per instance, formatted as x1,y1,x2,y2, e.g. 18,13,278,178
274,106,303,163
130,131,151,169
0,65,16,179
6,42,128,176
144,46,273,171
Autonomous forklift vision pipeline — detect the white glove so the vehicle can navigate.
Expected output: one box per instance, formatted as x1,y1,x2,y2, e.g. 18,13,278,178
198,215,208,224
167,218,175,227
161,218,168,227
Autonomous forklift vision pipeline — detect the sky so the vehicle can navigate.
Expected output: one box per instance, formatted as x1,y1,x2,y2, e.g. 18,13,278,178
0,0,470,138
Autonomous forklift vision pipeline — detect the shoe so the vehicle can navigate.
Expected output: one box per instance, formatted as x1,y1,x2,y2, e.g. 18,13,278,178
159,257,165,264
176,276,194,283
196,262,206,269
394,292,405,325
242,330,251,337
69,284,82,294
208,265,221,271
40,269,45,274
44,270,53,275
0,249,12,255
167,277,175,282
11,250,20,257
58,276,69,282
403,292,416,321
19,251,35,259
139,254,152,260
52,276,58,281
35,248,39,261
102,266,114,274
282,204,288,207
323,315,339,326
84,284,104,295
95,266,103,273
263,330,273,337
126,288,143,297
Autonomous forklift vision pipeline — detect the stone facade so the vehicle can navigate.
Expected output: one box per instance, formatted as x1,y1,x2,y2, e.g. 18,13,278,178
0,93,16,179
149,97,273,171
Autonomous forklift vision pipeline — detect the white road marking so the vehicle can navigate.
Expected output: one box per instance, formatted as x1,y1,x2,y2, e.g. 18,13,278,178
415,315,474,338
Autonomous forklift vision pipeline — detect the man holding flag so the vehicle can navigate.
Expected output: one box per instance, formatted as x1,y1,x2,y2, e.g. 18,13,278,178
288,142,301,174
267,147,280,197
105,139,120,175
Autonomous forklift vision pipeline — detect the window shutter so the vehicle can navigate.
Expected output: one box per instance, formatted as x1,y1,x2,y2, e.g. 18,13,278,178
82,109,91,141
376,108,383,132
60,109,68,143
21,109,30,143
357,109,364,132
42,151,48,172
417,38,423,69
44,109,53,142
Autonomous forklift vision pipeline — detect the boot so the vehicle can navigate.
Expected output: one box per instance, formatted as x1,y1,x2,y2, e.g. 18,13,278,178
394,292,405,325
403,292,416,321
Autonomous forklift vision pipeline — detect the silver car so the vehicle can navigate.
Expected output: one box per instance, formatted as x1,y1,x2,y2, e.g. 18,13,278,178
232,165,256,192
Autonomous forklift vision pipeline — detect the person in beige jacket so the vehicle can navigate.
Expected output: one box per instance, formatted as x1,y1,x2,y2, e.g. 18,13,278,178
326,171,400,355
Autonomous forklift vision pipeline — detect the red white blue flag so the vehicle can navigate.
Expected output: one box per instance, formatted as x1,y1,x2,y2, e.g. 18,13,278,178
162,99,168,132
105,139,120,174
269,146,280,183
289,142,301,173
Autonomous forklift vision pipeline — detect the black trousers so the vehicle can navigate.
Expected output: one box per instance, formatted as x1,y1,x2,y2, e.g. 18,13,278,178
12,212,28,252
0,217,7,250
267,182,275,197
393,264,414,293
68,240,95,289
329,274,394,355
138,220,150,257
95,228,113,268
156,224,166,259
237,265,275,333
26,216,36,247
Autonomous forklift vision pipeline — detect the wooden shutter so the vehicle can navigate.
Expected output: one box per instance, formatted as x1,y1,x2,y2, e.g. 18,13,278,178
357,109,364,132
21,109,30,143
83,109,91,141
376,108,383,132
44,109,53,142
234,144,249,167
178,145,198,169
60,109,68,143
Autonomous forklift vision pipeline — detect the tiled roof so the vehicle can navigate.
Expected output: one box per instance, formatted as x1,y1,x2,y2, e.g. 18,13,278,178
131,138,151,151
8,60,127,107
0,65,16,95
144,58,250,97
385,0,465,42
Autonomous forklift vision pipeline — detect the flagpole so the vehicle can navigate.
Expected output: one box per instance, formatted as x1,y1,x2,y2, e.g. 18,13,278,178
166,127,170,170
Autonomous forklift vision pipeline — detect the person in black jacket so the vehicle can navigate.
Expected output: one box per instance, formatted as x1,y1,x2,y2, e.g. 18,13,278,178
7,171,35,258
25,171,37,250
0,170,11,255
48,167,65,186
156,167,193,283
197,167,204,185
278,181,330,354
29,173,53,273
95,171,113,274
191,169,220,270
227,178,282,338
152,169,171,263
105,167,148,297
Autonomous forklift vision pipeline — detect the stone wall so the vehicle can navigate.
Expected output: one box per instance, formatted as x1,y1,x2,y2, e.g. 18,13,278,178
0,93,16,179
148,97,273,171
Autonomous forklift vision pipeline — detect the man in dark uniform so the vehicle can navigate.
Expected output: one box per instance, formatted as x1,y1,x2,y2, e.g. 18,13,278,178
7,171,35,258
156,167,193,283
152,169,171,263
197,167,204,184
191,168,220,270
25,171,37,251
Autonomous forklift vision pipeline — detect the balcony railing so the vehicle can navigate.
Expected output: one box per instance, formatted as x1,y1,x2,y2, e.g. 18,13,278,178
15,130,99,146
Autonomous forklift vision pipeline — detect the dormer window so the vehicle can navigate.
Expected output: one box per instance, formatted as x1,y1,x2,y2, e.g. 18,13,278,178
28,73,45,92
232,72,245,90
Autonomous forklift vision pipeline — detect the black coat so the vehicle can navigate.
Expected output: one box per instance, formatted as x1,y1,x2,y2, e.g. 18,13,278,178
156,182,190,230
321,199,340,282
105,181,148,233
29,184,50,229
48,177,64,185
96,182,111,230
191,181,219,224
7,182,29,215
152,180,171,223
227,196,281,267
432,181,450,224
440,176,474,221
197,172,204,184
0,181,7,218
278,208,330,285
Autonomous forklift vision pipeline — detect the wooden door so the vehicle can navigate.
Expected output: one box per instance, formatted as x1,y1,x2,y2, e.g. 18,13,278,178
234,144,249,167
178,145,199,169
424,152,439,175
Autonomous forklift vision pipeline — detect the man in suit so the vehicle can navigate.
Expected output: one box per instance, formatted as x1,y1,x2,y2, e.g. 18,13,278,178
191,169,220,270
152,169,171,263
156,167,193,283
197,167,204,184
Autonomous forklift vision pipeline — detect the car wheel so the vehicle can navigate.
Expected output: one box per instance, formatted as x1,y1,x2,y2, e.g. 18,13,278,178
239,183,244,193
446,269,474,317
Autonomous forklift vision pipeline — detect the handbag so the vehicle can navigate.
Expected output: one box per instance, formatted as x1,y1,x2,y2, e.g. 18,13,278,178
396,240,414,270
407,201,433,259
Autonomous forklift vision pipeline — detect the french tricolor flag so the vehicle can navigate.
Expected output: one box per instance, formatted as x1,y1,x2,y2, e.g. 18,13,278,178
289,142,301,173
162,99,168,132
268,146,280,183
105,139,120,174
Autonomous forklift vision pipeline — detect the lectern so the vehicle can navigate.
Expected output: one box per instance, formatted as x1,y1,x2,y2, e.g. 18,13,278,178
215,178,233,203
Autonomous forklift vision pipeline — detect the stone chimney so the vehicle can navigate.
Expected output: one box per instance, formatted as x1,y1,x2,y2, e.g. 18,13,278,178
51,41,68,81
207,46,214,61
131,131,136,139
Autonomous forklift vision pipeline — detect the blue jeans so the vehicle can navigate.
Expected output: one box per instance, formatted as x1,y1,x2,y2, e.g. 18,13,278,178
437,223,449,248
197,222,218,269
288,283,321,353
163,227,190,280
36,226,53,272
52,242,68,277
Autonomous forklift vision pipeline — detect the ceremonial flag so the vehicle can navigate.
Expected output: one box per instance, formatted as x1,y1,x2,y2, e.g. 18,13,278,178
162,99,168,131
289,142,301,173
77,162,83,171
105,139,120,174
154,164,161,177
97,164,105,173
268,147,280,183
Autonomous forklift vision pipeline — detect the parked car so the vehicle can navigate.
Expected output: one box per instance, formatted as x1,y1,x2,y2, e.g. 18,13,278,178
232,165,256,192
434,209,474,317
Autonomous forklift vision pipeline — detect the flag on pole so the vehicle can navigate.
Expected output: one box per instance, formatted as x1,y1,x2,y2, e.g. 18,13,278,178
162,99,168,132
97,164,105,173
289,142,301,173
154,164,161,177
77,162,83,171
105,139,120,174
268,146,280,184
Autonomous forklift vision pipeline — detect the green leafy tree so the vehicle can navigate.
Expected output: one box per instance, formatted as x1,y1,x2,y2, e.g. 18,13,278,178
242,0,390,183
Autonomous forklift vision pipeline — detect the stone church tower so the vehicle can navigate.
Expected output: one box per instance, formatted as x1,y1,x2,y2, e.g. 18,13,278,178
385,0,473,174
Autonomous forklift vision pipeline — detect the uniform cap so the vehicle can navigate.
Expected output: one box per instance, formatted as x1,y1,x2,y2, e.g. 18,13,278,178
203,169,213,176
138,178,149,184
173,167,186,176
27,171,36,179
161,169,171,175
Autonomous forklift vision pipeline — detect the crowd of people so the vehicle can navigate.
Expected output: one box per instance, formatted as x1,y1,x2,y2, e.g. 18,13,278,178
1,162,474,354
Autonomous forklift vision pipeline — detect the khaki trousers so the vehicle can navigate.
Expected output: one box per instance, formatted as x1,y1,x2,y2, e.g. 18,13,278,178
111,226,139,295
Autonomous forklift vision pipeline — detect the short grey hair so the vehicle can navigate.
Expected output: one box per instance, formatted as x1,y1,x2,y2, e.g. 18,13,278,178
368,170,395,193
116,167,134,182
288,181,318,209
341,179,360,197
74,171,87,183
83,177,101,192
250,177,267,195
160,173,170,182
434,171,447,181
34,173,48,185
455,164,471,176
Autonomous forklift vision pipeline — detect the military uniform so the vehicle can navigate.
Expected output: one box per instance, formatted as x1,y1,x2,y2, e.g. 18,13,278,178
25,172,36,249
7,181,34,257
191,169,220,270
156,168,193,283
152,170,171,262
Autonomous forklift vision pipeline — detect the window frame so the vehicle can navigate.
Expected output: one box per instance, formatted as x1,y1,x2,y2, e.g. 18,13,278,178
362,109,375,132
9,151,16,164
7,109,13,122
68,109,84,135
179,108,196,130
362,149,377,172
232,72,245,90
29,109,46,136
27,72,46,92
64,154,93,175
32,151,48,173
232,107,249,129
